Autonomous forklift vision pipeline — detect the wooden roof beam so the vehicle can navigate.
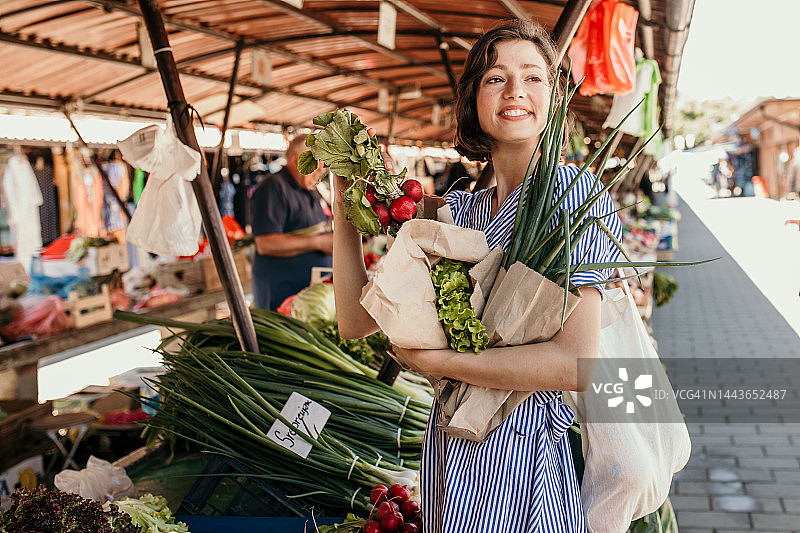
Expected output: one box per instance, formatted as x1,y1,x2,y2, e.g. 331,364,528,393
0,31,426,126
78,0,440,105
383,0,473,50
497,0,531,21
250,0,449,80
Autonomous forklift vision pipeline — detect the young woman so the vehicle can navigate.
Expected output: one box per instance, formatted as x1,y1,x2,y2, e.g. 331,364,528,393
333,19,621,532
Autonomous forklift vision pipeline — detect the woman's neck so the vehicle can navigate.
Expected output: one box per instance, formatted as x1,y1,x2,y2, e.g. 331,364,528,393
492,141,539,210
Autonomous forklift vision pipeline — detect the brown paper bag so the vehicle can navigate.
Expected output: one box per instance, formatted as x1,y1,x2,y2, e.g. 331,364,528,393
482,261,582,347
360,219,491,349
436,262,582,442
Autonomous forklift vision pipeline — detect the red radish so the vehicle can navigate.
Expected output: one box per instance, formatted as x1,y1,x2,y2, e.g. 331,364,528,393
388,484,410,504
380,512,404,533
364,520,382,533
400,500,421,520
400,179,424,203
370,485,389,505
400,524,419,533
372,203,391,227
389,197,416,223
365,185,377,205
377,501,400,521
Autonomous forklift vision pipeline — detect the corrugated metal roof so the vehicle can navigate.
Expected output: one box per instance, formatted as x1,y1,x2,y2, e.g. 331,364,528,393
0,0,692,148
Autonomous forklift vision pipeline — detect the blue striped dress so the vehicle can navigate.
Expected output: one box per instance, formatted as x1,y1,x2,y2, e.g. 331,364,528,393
421,164,622,532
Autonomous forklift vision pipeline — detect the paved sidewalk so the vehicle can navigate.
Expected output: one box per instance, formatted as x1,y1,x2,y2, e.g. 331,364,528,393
651,197,800,532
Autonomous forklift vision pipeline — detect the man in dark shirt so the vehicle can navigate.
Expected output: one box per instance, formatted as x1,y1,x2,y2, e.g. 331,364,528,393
250,134,333,310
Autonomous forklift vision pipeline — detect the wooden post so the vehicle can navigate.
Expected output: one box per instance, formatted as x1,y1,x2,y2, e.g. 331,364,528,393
211,40,244,194
551,0,593,64
137,0,259,353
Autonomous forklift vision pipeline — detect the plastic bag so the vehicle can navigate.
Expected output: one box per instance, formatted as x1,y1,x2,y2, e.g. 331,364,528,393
118,116,202,256
54,456,138,503
0,295,70,340
564,282,690,532
569,0,638,96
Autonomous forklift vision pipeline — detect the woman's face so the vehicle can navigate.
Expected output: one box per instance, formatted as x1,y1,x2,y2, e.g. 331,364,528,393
476,39,551,151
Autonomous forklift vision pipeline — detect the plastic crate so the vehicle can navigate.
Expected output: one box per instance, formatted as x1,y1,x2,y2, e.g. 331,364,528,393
176,516,343,533
177,456,316,518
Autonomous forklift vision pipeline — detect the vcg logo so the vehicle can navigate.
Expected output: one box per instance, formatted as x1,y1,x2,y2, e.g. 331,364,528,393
592,368,653,414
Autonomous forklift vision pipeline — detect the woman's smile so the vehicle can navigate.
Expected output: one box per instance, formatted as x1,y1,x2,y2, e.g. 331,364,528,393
476,39,551,150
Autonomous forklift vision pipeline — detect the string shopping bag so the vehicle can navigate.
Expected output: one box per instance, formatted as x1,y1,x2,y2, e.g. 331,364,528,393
564,281,690,532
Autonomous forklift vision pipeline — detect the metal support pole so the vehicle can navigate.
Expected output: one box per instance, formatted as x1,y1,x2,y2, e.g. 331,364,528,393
387,89,400,145
550,0,593,64
436,35,458,101
63,108,132,222
137,0,259,353
211,41,243,194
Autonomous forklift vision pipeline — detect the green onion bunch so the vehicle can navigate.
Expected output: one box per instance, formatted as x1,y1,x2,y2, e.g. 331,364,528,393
115,310,432,512
504,68,710,320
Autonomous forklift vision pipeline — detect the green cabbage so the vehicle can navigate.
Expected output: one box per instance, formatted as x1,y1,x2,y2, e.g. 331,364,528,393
292,282,337,327
104,494,188,533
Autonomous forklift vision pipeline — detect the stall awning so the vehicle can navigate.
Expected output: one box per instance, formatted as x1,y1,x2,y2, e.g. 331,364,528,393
0,0,694,148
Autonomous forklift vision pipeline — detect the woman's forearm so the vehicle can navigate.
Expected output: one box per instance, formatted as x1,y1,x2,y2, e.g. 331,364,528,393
332,181,380,339
395,288,602,391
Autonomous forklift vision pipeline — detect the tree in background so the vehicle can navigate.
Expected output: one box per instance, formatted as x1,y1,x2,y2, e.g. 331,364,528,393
672,94,758,146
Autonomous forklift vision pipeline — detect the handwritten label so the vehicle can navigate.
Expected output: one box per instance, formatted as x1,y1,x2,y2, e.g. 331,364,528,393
266,392,330,459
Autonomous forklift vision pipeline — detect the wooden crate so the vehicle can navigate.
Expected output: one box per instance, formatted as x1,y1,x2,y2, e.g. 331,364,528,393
64,285,113,329
202,249,251,293
93,243,130,275
155,259,206,293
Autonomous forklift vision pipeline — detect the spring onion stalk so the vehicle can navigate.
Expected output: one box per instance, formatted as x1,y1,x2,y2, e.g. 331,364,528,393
132,336,429,512
501,67,715,321
115,309,432,405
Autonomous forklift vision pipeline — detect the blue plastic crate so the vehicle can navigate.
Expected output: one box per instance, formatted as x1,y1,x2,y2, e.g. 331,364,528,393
177,516,345,533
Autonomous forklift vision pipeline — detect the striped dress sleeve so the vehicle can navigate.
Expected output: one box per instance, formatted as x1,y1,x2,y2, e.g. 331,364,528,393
444,189,472,221
555,165,622,295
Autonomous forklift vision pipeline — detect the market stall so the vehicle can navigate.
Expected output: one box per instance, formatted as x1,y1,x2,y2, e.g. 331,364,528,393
0,0,697,531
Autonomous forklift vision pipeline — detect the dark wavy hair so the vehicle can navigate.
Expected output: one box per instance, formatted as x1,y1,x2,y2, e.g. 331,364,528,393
454,19,560,163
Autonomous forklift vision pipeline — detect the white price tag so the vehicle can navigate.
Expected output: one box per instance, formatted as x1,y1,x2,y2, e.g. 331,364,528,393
267,392,330,459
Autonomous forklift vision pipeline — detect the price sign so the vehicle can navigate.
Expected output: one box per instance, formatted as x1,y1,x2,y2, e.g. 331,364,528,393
267,392,331,459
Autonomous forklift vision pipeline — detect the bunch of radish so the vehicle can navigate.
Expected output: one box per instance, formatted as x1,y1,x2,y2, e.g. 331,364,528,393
363,483,422,533
366,179,424,233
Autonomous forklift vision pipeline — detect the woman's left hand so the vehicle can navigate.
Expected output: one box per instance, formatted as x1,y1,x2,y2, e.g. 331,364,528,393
390,345,448,378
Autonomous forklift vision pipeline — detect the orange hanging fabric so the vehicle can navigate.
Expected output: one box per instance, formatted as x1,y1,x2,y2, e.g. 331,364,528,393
568,0,638,96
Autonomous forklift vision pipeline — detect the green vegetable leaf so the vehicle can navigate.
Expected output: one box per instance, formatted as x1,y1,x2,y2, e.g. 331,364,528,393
430,259,488,353
297,150,319,175
305,134,316,147
313,112,334,126
344,186,381,235
316,513,366,532
354,129,369,145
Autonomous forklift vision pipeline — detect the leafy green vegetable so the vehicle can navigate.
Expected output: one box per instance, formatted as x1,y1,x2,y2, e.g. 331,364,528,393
104,494,188,533
298,150,319,175
318,323,391,367
292,282,337,328
344,186,382,236
0,485,141,533
430,259,489,353
316,513,366,532
300,109,408,236
653,272,678,307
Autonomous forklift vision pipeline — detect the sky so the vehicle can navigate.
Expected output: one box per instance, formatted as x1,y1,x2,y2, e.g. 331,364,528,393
677,0,800,101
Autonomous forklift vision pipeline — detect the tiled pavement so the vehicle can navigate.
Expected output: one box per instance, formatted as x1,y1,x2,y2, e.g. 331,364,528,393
650,196,800,532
